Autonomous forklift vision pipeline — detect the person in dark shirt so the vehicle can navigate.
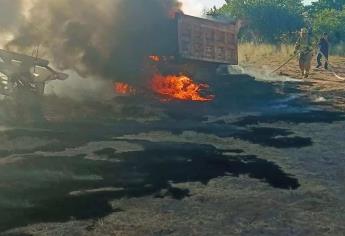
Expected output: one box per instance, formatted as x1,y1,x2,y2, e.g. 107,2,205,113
316,33,329,69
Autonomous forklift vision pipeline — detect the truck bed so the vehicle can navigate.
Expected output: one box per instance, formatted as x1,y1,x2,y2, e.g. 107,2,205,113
177,14,238,65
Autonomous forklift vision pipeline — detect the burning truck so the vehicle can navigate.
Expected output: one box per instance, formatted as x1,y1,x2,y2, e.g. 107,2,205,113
3,0,240,104
115,13,241,102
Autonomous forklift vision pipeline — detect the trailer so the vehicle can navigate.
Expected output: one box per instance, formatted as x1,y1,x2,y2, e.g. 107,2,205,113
176,14,238,65
155,14,240,79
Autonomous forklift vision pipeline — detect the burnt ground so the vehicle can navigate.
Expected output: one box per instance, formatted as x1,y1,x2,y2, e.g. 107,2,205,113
1,75,345,235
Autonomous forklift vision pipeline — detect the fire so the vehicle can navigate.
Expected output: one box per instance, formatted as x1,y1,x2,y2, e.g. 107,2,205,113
114,82,135,95
151,73,214,102
149,55,161,62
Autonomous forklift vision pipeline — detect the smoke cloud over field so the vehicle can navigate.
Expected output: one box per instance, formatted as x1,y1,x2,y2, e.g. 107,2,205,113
5,0,182,84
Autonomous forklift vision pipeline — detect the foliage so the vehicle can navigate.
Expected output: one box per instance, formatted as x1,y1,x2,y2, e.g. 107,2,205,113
306,0,345,15
312,9,345,43
208,0,304,43
208,0,345,44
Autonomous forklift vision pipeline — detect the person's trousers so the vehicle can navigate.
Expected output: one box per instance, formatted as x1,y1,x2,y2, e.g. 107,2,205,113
317,51,328,69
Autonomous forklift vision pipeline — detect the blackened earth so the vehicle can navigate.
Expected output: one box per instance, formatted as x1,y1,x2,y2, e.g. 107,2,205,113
1,75,345,235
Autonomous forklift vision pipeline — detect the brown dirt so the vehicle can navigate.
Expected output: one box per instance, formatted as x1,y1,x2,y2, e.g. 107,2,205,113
242,54,345,110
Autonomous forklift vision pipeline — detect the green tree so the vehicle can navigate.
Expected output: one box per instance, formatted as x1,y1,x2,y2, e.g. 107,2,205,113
208,0,304,43
306,0,345,16
312,8,345,43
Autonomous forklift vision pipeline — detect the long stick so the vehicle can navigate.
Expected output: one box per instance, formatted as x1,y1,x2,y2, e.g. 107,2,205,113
270,53,297,74
270,43,319,75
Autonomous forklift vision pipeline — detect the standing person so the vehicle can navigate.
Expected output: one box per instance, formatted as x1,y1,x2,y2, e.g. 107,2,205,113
294,28,314,78
316,33,329,69
302,12,313,38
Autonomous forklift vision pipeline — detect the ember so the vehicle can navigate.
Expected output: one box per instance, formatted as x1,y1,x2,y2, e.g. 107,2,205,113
149,55,161,62
151,73,214,102
114,82,135,95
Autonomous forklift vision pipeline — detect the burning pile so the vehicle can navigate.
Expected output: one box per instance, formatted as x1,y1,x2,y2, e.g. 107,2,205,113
148,55,214,102
151,73,214,102
149,55,161,62
113,82,136,95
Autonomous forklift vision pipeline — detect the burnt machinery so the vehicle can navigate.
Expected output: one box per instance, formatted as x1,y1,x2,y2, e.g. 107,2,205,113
0,49,68,97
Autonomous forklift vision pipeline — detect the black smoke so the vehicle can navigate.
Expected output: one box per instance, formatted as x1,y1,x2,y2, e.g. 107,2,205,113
0,0,24,32
6,0,182,84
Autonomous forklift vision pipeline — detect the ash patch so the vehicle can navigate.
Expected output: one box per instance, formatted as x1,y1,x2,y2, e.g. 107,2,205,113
233,110,345,126
147,124,313,149
118,142,300,190
0,142,299,232
232,127,313,148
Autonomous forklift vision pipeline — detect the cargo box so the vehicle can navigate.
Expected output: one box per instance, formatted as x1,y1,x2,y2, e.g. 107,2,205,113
176,14,238,65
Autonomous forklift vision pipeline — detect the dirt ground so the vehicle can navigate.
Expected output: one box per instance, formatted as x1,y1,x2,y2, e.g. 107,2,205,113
242,53,345,110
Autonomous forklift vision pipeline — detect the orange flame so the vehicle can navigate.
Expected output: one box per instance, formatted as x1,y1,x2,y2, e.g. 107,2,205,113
149,55,161,62
151,73,214,102
114,82,135,95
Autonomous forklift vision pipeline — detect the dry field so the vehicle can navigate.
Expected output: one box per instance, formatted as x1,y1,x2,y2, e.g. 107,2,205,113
239,43,345,110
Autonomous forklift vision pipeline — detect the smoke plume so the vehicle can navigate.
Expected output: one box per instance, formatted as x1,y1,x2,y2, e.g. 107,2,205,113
6,0,182,84
0,0,25,31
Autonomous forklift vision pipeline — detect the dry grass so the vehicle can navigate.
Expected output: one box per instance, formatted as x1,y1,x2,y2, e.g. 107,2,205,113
239,42,345,62
331,42,345,56
239,43,295,65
